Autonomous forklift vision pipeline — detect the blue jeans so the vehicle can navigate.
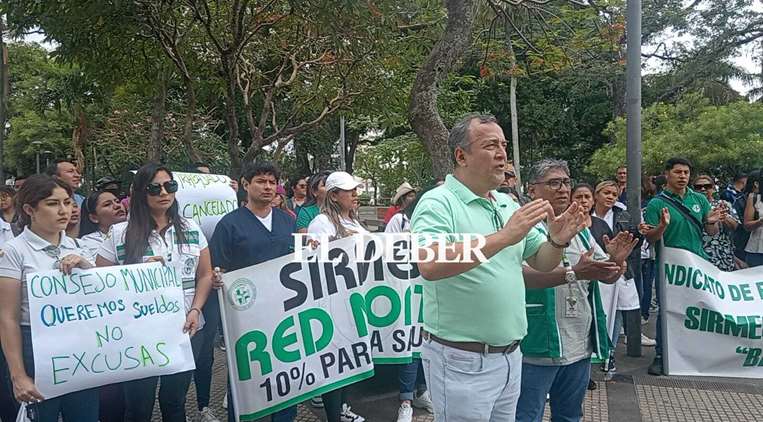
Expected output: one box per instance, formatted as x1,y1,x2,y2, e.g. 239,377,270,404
516,358,591,422
640,259,655,320
194,293,221,410
421,338,522,421
20,326,99,422
399,359,426,401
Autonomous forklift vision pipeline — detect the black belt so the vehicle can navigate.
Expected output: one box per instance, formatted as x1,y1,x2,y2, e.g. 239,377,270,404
424,332,520,355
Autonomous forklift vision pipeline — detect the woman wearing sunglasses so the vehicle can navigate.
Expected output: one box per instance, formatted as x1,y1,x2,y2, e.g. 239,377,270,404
693,176,740,271
96,163,215,422
0,175,98,421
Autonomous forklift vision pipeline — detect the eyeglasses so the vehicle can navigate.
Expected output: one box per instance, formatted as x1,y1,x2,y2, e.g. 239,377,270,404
146,180,179,196
694,183,713,191
533,178,572,191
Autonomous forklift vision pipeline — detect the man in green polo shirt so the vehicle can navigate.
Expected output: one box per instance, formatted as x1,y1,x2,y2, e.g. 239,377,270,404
410,113,588,422
644,156,723,376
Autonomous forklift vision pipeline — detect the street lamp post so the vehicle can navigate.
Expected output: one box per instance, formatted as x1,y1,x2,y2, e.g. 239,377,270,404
625,0,643,358
31,141,42,174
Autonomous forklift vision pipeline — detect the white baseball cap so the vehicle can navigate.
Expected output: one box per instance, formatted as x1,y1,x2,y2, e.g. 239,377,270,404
325,171,361,191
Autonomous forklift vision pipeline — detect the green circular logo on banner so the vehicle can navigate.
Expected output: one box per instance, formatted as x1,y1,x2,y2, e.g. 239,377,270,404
229,278,256,311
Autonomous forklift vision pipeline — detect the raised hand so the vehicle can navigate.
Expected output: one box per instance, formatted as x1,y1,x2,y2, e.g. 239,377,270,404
546,202,587,245
603,231,638,265
500,199,550,245
659,208,671,227
572,248,621,283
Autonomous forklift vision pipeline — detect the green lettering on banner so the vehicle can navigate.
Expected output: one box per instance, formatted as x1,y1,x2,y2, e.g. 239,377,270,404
665,264,676,285
350,285,401,337
684,306,700,329
298,308,333,356
236,331,272,380
272,316,300,363
51,356,69,385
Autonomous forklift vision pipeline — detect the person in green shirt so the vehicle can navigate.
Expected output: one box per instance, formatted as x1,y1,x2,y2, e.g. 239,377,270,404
410,113,588,422
643,157,724,376
296,171,330,233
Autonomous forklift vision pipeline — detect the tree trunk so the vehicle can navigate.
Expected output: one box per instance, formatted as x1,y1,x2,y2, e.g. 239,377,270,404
345,131,359,175
71,104,87,176
148,70,167,162
505,17,522,189
222,60,242,174
180,75,202,163
408,0,477,180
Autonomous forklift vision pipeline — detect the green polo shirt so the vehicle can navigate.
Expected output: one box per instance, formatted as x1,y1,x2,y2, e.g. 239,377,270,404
410,175,545,345
645,188,711,259
296,204,320,230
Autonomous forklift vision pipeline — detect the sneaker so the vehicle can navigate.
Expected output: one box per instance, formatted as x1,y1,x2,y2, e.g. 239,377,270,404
199,407,221,422
587,379,597,390
641,333,656,347
641,317,649,325
397,402,413,422
310,397,324,408
222,393,228,409
340,404,365,422
607,354,617,373
648,356,663,376
412,391,434,414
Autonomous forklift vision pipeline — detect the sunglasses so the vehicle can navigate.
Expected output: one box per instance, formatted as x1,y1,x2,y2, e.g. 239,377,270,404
693,183,713,191
146,180,179,196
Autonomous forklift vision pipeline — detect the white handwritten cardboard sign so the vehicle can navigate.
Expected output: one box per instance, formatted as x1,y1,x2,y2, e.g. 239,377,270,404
174,172,238,239
28,263,196,399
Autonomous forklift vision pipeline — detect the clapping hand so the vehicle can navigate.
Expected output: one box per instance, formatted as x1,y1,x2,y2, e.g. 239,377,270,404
602,231,638,265
546,202,588,246
500,199,551,245
572,248,621,284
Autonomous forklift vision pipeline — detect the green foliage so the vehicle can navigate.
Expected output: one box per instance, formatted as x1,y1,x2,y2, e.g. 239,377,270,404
588,95,763,179
354,133,433,201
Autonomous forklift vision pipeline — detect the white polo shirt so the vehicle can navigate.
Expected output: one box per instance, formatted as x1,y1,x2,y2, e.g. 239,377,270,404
0,219,14,247
0,227,85,326
79,231,107,264
97,218,208,328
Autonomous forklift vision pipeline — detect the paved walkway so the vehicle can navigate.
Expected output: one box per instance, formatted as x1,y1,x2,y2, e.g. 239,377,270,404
159,317,762,422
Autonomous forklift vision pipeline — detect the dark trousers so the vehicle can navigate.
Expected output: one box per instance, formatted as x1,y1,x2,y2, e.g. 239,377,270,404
0,348,19,422
20,327,99,422
746,252,763,267
194,293,221,410
123,331,202,422
98,384,125,422
225,382,296,422
641,259,655,320
321,388,346,422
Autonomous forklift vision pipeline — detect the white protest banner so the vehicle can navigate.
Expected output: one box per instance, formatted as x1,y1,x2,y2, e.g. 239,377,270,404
174,171,238,239
661,247,763,378
220,234,424,421
28,262,196,399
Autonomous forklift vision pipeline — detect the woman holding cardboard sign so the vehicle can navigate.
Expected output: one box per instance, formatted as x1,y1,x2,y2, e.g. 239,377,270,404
0,174,99,421
96,163,216,422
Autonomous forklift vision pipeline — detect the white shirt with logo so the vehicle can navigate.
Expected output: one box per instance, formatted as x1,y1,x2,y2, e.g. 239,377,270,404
97,218,208,329
0,227,86,326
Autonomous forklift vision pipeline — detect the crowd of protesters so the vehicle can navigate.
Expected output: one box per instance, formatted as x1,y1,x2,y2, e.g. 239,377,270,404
0,111,760,422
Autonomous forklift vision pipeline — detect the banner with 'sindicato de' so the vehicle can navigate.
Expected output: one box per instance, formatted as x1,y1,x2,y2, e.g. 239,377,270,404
662,247,763,378
28,262,196,399
220,234,424,421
